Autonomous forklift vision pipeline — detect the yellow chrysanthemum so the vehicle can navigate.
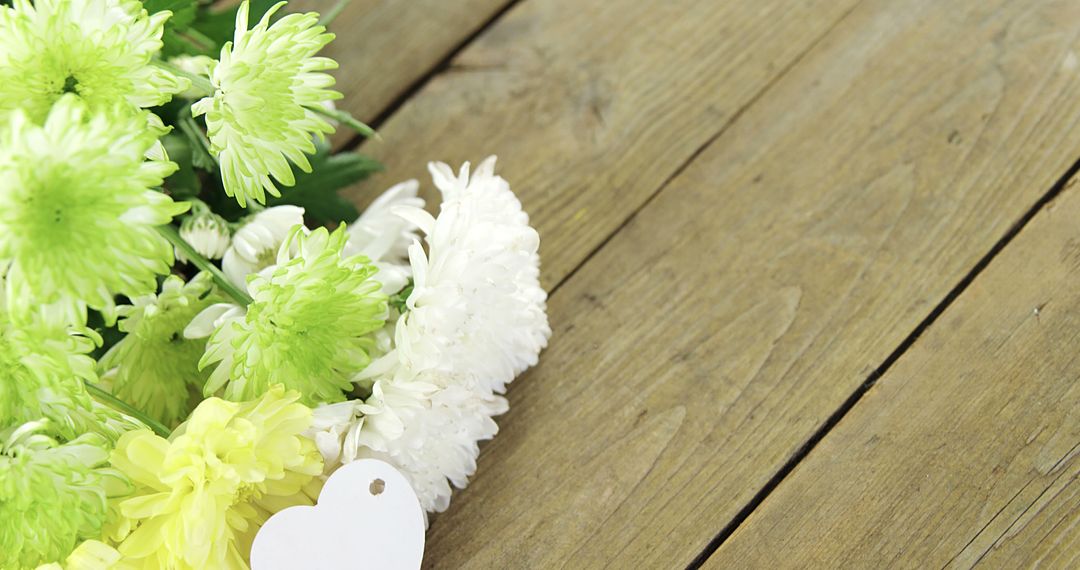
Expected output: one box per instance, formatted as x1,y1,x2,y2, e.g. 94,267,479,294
192,1,340,207
33,540,122,570
109,386,323,569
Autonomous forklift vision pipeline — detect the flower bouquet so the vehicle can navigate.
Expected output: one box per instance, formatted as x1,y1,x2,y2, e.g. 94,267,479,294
0,1,550,568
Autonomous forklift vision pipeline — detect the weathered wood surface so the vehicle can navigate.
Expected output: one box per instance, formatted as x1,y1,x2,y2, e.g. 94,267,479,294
340,0,1080,566
289,0,513,145
349,0,864,290
705,181,1080,569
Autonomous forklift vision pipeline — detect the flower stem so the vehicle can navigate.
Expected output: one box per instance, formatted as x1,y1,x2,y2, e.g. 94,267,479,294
179,28,217,53
177,112,217,169
304,104,380,140
84,381,171,438
158,224,253,306
318,0,354,26
153,59,214,97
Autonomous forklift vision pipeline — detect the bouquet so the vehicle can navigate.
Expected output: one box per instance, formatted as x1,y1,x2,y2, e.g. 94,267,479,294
0,1,550,568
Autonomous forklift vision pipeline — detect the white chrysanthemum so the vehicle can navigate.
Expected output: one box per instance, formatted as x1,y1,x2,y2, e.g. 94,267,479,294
313,335,509,514
177,205,230,262
0,0,187,123
345,180,425,294
221,205,305,290
192,1,340,207
396,156,551,393
310,157,550,513
346,181,424,263
359,384,506,514
305,373,430,473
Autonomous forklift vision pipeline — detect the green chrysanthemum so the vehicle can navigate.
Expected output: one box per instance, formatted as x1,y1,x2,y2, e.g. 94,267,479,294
192,0,340,207
0,294,102,442
0,421,129,570
0,275,139,444
0,0,187,124
0,96,186,321
99,273,222,428
194,226,387,406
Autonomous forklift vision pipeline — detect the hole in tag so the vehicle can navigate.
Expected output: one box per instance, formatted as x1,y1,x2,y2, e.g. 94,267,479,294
369,478,385,495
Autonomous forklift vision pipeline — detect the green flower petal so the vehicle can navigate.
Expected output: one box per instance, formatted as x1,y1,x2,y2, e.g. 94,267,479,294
99,273,223,427
0,0,187,124
0,96,185,320
0,422,126,569
200,226,388,405
193,1,339,207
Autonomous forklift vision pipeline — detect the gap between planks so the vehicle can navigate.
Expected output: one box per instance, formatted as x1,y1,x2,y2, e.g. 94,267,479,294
547,0,864,299
686,137,1080,569
387,0,1080,564
192,2,1080,565
325,0,858,296
321,0,1080,565
338,0,524,150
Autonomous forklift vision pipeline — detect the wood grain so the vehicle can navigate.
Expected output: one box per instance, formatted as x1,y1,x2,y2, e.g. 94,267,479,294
973,441,1080,569
412,0,1080,566
705,180,1080,569
349,0,864,289
288,0,513,145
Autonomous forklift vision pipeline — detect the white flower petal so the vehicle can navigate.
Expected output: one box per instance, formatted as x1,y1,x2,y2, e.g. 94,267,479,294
184,302,240,339
310,158,549,513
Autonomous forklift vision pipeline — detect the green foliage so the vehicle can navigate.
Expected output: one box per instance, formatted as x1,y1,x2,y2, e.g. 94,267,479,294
144,0,203,57
200,137,381,225
267,150,382,224
177,114,217,171
161,133,202,199
143,0,197,28
189,0,282,46
389,279,414,314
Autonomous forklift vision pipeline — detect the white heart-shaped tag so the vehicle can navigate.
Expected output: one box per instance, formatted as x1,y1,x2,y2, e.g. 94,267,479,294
251,459,425,570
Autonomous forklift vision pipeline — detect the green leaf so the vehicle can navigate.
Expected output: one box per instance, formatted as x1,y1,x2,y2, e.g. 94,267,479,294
389,280,414,313
176,115,216,171
191,0,282,46
267,152,383,224
145,0,203,57
305,105,378,139
143,0,197,29
161,133,201,200
161,28,214,57
197,133,382,225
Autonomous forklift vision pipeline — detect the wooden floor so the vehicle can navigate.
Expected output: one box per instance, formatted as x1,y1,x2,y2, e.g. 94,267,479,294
295,0,1080,567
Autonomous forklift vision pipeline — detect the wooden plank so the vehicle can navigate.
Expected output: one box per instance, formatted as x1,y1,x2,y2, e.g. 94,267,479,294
351,0,864,289
288,0,513,144
415,0,1080,566
705,181,1080,569
972,447,1080,568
